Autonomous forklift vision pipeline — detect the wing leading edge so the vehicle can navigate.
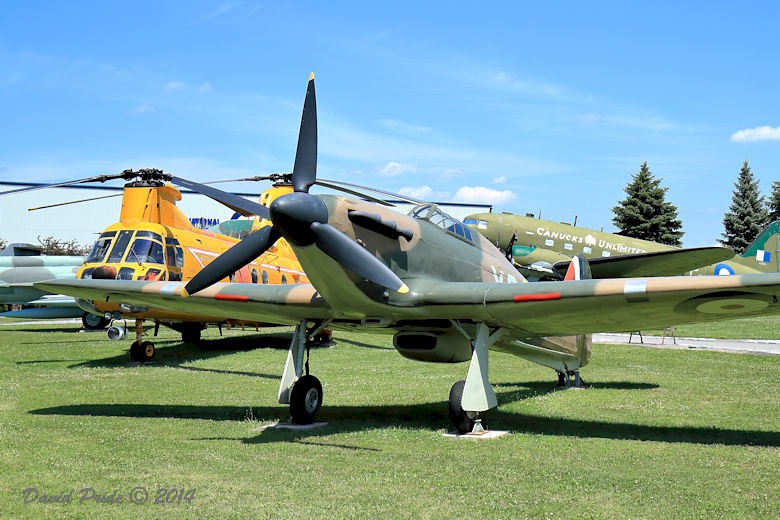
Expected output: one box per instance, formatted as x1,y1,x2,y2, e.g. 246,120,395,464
37,273,780,337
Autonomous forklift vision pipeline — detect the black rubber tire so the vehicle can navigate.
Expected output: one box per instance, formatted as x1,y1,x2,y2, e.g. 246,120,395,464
448,380,486,434
289,375,323,424
129,340,155,362
82,312,110,330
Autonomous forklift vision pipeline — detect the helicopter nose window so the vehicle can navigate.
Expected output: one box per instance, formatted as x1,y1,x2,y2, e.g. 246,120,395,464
126,239,165,264
85,237,113,264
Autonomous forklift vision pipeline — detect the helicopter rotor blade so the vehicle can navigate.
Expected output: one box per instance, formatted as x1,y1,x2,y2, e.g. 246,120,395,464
0,174,124,197
317,178,425,205
183,225,282,296
28,193,123,211
169,176,271,220
291,73,317,193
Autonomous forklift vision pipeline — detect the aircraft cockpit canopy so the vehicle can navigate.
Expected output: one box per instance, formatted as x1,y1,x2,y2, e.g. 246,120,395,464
408,203,476,243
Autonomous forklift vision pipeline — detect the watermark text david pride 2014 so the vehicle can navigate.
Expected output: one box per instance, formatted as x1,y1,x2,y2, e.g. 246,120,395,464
22,486,196,506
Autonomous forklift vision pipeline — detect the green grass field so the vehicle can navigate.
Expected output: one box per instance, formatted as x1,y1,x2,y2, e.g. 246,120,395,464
1,321,778,519
645,314,780,339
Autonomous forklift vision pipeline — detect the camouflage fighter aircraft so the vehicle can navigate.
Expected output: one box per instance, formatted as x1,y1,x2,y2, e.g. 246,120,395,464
462,212,768,280
35,74,780,434
0,242,92,323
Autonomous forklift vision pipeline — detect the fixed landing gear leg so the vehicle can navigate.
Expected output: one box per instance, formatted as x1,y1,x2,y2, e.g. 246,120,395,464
449,322,507,434
278,321,323,424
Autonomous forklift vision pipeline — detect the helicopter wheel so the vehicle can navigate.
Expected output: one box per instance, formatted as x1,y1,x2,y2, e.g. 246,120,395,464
82,312,110,330
130,340,155,362
289,375,323,424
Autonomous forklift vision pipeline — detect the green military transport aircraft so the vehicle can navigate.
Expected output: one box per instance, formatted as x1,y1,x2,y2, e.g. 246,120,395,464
35,75,780,434
464,212,778,280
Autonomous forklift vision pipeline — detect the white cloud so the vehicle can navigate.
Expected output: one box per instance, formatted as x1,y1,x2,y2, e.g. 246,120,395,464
452,186,516,204
730,125,780,142
166,81,185,90
133,103,153,113
199,82,213,92
380,161,416,177
398,186,450,201
492,176,506,184
399,186,433,199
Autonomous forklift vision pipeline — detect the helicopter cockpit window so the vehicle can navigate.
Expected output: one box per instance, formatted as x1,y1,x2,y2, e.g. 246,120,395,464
408,204,475,242
107,230,134,263
126,238,165,265
135,230,163,243
85,237,113,264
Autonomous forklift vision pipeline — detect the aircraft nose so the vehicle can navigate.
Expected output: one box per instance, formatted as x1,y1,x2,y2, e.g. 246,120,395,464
269,192,329,246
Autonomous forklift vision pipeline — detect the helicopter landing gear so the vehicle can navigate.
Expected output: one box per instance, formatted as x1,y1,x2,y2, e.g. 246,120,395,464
128,319,155,362
82,312,110,330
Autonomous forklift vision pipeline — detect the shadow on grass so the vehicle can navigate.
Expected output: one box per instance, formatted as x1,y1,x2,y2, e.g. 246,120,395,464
16,332,295,369
30,384,779,448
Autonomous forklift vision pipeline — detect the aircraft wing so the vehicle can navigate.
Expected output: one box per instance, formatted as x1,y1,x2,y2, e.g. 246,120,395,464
34,279,333,325
552,246,734,279
36,273,780,337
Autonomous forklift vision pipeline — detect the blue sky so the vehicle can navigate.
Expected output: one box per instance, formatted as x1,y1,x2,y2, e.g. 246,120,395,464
1,1,779,246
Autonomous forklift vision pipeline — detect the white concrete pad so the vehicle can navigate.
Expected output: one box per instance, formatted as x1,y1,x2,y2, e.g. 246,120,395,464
253,421,328,432
443,430,510,440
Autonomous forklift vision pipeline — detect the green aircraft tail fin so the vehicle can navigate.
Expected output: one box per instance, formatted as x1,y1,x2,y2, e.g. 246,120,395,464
734,221,780,273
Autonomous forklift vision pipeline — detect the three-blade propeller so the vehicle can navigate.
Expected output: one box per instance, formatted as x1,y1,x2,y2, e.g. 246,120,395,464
181,74,408,296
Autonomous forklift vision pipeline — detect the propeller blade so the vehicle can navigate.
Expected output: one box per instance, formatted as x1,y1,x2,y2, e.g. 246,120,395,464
183,225,282,295
310,222,408,293
170,176,271,220
292,73,317,193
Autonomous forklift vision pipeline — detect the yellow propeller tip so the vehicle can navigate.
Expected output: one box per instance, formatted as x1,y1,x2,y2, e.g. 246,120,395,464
397,284,409,294
309,72,315,81
179,286,190,298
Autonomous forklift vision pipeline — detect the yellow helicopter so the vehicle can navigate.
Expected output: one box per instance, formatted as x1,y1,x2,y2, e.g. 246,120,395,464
7,169,309,361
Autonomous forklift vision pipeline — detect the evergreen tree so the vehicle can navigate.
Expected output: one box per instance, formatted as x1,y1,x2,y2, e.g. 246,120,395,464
612,162,684,246
767,180,780,223
720,160,768,253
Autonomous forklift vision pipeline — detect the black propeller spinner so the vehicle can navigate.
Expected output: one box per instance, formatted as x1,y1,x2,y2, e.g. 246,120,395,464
180,73,409,296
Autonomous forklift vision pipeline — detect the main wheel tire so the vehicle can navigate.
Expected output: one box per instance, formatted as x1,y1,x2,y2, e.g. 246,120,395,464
82,312,109,330
448,380,485,434
129,340,155,362
289,375,323,424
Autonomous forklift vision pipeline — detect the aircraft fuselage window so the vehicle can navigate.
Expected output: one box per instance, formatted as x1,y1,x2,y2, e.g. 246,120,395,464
564,243,573,251
602,251,611,257
262,271,269,284
583,246,593,254
544,239,554,247
107,230,134,263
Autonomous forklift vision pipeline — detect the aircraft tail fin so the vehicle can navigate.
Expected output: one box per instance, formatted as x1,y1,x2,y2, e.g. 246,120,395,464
735,220,780,273
564,254,592,281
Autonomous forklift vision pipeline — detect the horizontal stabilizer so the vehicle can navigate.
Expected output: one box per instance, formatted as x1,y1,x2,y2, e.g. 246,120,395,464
553,246,734,279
